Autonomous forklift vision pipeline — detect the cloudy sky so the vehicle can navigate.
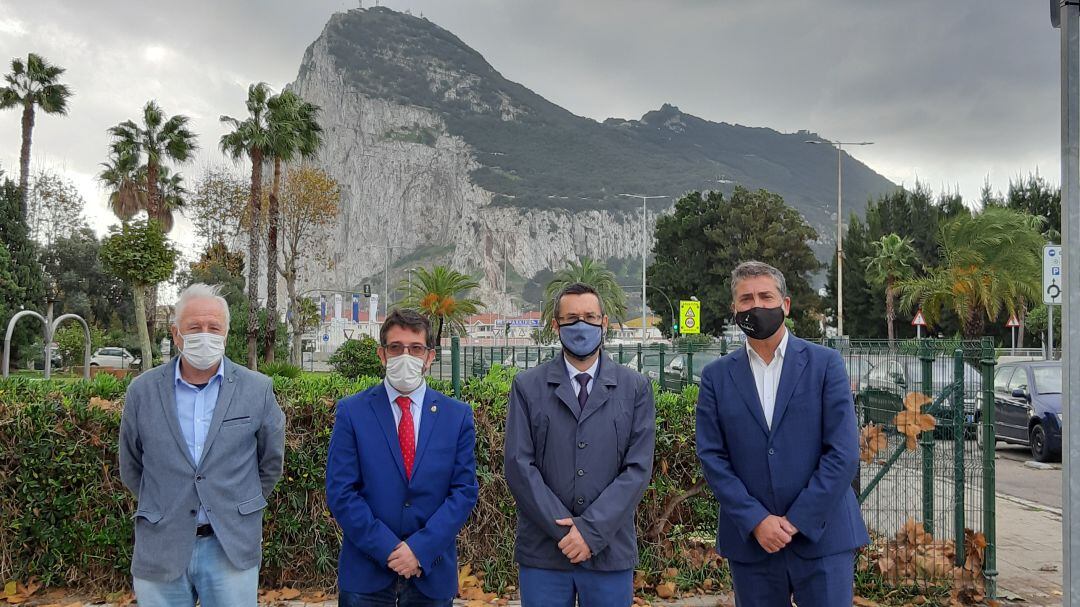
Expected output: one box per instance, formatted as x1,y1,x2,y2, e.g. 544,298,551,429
0,0,1063,258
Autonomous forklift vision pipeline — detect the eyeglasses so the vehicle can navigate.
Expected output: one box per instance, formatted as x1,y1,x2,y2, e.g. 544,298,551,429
557,314,603,325
383,343,431,357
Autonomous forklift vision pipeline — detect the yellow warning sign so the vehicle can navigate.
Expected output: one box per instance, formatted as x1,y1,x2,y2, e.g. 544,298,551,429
679,300,701,335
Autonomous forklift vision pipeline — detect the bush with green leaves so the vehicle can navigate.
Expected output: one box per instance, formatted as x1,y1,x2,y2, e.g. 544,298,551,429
0,369,723,595
327,336,384,379
259,361,302,379
53,321,106,368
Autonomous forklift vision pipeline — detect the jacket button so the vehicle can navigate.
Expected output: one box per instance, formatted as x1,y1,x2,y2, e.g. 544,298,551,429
578,442,587,449
577,497,584,505
577,469,585,477
195,475,204,482
404,502,411,508
190,510,197,516
768,448,775,456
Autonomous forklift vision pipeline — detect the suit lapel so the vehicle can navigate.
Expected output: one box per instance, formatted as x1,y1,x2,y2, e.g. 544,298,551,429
410,388,440,477
578,355,616,424
197,360,238,468
546,359,581,420
727,348,771,437
157,359,196,470
770,337,808,435
369,383,408,482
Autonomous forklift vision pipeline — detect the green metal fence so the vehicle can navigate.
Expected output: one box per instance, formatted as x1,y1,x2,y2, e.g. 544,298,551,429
432,336,997,598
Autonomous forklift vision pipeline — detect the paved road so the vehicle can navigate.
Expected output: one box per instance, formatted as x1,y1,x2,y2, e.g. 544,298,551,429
994,442,1062,511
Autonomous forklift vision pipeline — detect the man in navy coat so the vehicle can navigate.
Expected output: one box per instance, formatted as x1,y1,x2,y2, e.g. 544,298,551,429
696,261,869,606
327,309,479,606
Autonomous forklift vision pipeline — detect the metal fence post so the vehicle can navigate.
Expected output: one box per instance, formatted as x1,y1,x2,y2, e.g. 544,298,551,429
451,336,461,399
920,341,936,535
685,342,695,391
953,348,966,566
658,343,666,391
619,343,625,365
980,337,998,597
636,342,643,373
720,336,728,356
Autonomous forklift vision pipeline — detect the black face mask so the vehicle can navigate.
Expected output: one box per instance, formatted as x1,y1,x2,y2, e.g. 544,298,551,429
735,306,786,340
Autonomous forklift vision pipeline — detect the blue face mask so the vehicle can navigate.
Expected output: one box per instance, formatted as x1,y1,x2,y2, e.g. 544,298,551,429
558,319,604,359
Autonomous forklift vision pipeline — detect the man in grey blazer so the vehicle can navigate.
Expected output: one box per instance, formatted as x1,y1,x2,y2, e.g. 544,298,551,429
119,283,286,607
504,282,656,607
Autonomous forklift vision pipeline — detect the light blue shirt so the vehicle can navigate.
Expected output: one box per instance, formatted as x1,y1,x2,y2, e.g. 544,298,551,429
175,358,226,524
384,379,425,444
564,354,599,398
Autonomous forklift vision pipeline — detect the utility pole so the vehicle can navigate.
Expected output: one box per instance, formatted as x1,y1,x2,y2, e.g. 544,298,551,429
1054,1,1080,603
620,194,669,346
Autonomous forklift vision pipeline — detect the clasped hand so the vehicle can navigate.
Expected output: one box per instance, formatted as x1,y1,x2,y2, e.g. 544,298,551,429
752,515,799,553
555,518,592,564
388,542,421,578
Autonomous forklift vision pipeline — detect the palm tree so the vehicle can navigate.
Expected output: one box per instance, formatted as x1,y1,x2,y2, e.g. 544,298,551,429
397,266,485,345
107,101,197,222
0,53,72,218
899,207,1044,338
99,151,187,232
220,82,273,369
865,234,918,343
99,149,146,222
262,89,322,363
541,258,628,329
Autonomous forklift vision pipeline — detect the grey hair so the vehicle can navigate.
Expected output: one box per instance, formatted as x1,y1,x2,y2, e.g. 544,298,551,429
731,261,789,300
173,283,231,328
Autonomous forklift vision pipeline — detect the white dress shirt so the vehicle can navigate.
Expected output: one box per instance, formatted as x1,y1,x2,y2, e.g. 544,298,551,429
384,379,425,444
564,354,600,398
746,329,790,430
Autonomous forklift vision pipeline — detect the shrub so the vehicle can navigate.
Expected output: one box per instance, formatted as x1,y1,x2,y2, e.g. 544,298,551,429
327,336,383,379
259,361,302,379
0,370,723,595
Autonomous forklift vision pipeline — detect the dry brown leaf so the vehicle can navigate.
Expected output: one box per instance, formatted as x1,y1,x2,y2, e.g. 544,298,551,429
277,587,301,600
854,598,881,607
654,582,676,599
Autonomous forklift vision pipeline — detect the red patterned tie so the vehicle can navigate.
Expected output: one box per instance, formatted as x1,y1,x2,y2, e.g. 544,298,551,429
396,395,415,480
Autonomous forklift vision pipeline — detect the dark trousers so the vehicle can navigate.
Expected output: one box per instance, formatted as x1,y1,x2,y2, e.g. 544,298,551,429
339,577,451,607
518,565,633,607
728,549,855,607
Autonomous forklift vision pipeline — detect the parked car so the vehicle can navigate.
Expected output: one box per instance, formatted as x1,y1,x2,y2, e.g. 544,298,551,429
982,361,1062,462
90,347,140,369
622,350,666,383
855,356,983,437
662,352,720,391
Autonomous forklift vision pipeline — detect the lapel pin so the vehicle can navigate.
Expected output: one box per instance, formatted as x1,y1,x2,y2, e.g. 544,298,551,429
430,405,437,413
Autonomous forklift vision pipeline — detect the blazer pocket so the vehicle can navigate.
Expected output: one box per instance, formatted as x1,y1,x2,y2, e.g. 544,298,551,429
134,509,163,524
237,494,268,515
221,416,252,428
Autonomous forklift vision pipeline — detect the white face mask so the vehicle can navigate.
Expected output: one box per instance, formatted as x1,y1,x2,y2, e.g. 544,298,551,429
179,332,227,370
385,354,426,394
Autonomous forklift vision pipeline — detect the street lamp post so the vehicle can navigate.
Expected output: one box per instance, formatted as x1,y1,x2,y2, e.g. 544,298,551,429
620,194,670,346
805,138,874,338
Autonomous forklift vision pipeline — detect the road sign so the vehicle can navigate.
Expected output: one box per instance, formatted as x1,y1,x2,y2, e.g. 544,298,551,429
679,300,701,335
1005,313,1020,328
911,309,927,327
322,333,329,342
1044,245,1064,304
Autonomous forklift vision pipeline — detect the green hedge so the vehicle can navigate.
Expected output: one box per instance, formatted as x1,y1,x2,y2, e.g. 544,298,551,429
0,368,722,593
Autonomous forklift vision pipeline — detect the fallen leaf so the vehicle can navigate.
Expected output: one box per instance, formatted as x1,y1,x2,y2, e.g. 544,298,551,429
655,582,676,599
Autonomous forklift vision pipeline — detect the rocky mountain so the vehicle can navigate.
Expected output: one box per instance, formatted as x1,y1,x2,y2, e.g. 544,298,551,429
286,6,897,313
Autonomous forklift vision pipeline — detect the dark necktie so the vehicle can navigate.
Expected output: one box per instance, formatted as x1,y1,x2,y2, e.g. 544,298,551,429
575,373,591,411
395,395,415,479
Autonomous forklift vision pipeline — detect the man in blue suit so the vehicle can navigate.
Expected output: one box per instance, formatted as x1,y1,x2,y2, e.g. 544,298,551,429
696,261,869,607
327,308,479,607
